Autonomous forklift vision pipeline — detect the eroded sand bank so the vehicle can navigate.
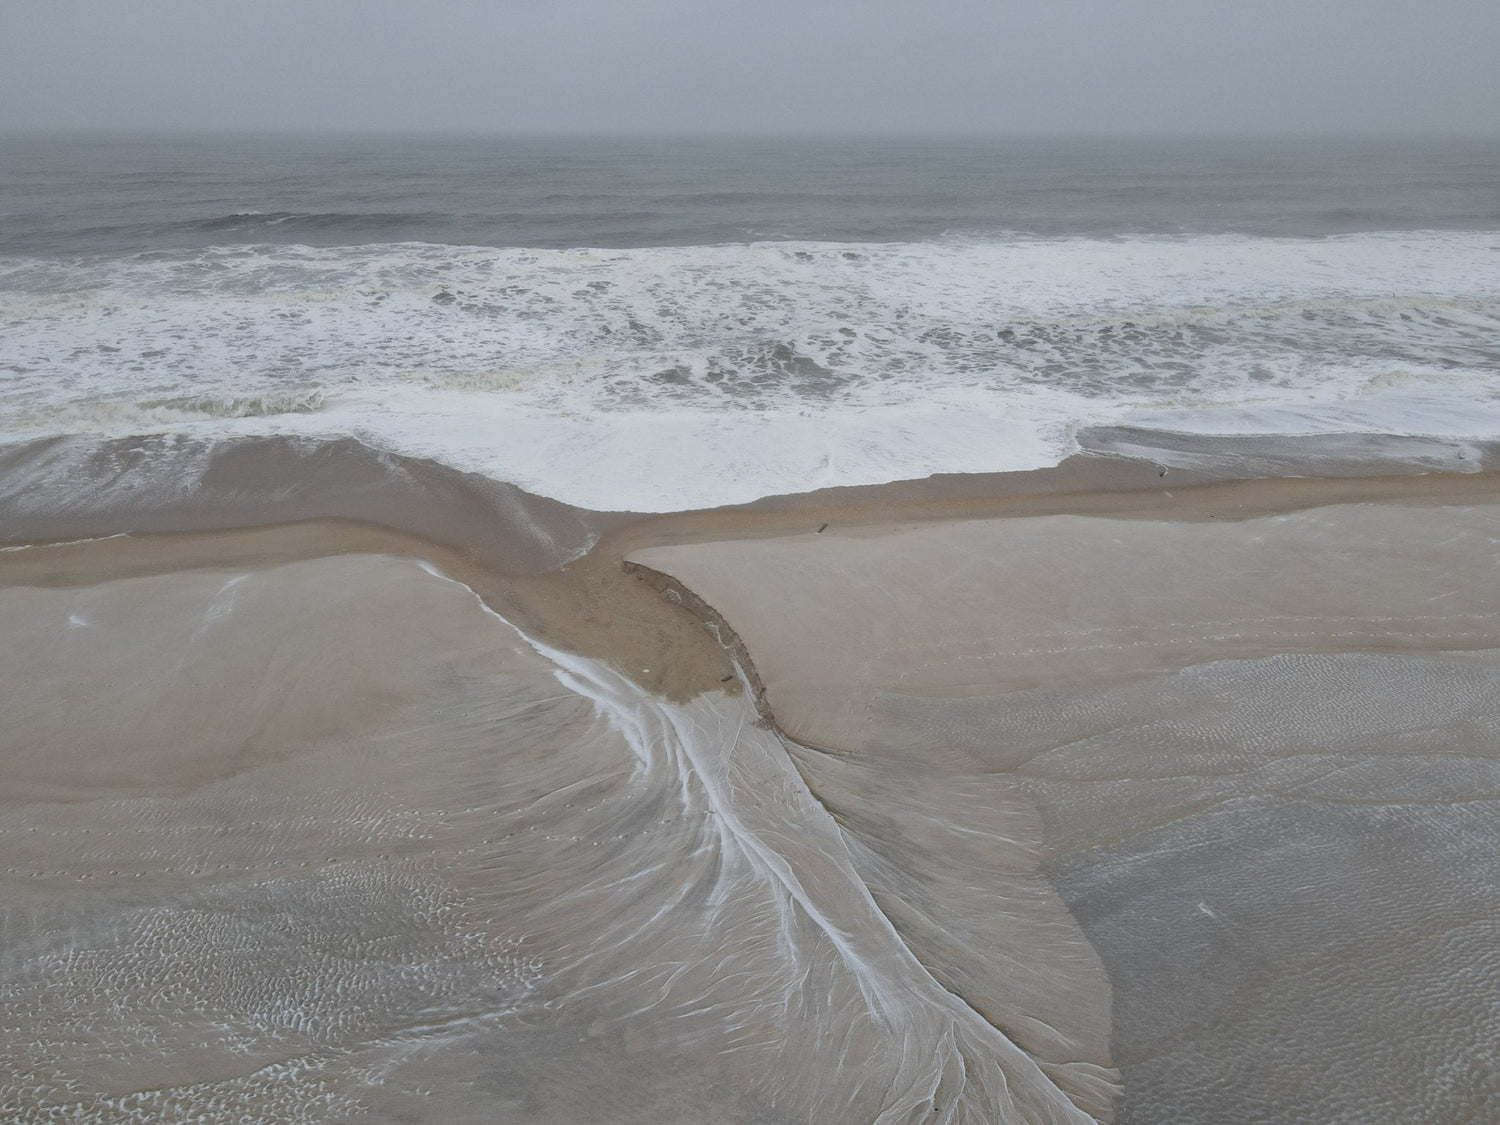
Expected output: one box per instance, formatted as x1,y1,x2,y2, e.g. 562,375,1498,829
3,434,1499,1123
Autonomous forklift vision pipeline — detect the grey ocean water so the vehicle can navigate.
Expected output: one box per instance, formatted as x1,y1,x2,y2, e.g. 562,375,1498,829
3,137,1500,1124
5,134,1500,254
3,134,1500,509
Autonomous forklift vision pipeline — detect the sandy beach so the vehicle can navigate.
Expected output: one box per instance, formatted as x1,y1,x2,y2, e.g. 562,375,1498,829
3,433,1499,1122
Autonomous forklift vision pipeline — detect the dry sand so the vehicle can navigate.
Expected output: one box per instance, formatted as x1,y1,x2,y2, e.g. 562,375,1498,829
3,433,1499,1123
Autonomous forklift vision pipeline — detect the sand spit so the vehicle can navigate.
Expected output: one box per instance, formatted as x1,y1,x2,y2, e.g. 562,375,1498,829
9,431,1500,706
3,431,1500,1123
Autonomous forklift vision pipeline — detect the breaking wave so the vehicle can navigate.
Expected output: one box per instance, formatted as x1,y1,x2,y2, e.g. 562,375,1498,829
140,388,328,419
3,230,1498,509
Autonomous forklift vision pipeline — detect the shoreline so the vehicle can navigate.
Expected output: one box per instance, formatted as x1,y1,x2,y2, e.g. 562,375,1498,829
5,430,1500,1122
5,430,1499,705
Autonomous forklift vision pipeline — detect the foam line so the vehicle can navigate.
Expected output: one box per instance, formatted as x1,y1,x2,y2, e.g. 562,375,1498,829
4,232,1497,510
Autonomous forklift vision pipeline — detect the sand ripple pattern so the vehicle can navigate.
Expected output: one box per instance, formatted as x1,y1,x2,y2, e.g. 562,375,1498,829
630,501,1500,1123
0,554,1109,1123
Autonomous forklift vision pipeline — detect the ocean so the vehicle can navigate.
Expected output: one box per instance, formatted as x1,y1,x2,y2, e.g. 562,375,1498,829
3,133,1499,509
5,135,1500,1125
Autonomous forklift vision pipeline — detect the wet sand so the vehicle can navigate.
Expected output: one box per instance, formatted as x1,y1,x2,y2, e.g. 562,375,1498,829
3,434,1499,1122
630,490,1500,1124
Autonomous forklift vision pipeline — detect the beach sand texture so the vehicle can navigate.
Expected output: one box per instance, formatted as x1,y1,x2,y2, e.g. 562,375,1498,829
633,498,1500,1124
3,436,1499,1123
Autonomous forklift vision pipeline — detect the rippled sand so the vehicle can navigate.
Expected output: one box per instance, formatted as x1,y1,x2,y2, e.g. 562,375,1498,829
1,550,1109,1123
633,501,1500,1124
4,437,1500,1123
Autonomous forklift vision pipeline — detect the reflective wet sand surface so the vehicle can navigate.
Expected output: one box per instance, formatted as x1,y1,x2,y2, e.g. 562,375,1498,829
634,501,1500,1124
5,443,1500,1123
2,551,1106,1123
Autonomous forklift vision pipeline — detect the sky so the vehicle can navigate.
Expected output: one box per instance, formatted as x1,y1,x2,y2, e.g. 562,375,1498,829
2,0,1498,136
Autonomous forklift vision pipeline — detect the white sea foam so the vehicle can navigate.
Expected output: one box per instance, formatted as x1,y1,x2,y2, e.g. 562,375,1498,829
2,232,1497,510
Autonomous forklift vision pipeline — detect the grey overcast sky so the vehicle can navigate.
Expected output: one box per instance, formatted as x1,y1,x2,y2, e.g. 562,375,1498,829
2,0,1498,136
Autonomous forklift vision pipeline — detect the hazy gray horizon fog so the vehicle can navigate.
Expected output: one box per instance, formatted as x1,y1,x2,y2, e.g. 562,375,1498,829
2,0,1498,138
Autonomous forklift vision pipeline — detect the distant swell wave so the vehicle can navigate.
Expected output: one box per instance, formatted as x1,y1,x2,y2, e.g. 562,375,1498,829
186,210,445,234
